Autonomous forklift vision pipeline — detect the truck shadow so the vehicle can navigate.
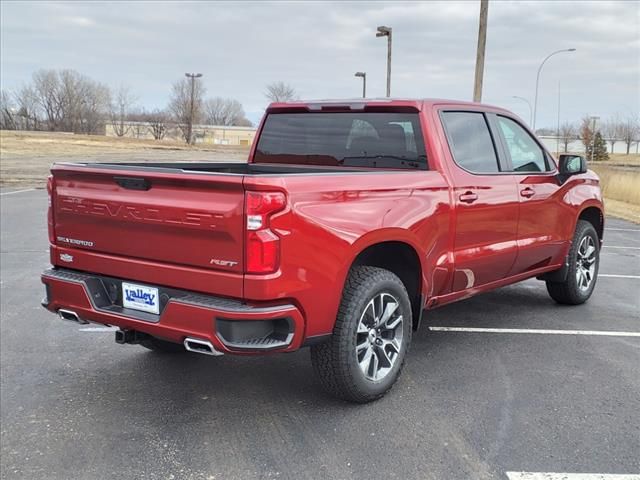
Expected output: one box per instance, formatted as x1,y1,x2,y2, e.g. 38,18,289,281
50,280,583,431
65,283,557,408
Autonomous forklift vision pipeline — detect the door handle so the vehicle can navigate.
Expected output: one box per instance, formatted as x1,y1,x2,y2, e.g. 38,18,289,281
520,187,535,198
459,191,478,203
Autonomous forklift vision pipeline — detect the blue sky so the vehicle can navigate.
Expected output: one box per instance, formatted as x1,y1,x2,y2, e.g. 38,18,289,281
1,1,638,127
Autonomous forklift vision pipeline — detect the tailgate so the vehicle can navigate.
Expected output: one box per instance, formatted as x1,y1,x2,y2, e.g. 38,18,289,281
52,165,245,275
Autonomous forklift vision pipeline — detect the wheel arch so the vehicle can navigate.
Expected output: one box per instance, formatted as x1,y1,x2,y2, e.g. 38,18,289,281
348,236,424,331
540,203,604,283
577,205,604,244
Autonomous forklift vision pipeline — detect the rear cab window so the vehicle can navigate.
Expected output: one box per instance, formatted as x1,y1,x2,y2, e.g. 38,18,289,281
254,112,428,170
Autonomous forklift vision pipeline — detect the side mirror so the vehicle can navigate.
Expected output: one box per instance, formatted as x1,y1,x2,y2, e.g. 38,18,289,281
558,154,587,176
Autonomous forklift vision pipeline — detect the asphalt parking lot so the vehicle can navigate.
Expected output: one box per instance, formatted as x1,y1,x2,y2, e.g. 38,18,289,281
1,188,639,480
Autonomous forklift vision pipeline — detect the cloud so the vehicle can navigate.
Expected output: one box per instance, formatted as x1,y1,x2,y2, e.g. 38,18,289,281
1,1,638,126
63,16,95,27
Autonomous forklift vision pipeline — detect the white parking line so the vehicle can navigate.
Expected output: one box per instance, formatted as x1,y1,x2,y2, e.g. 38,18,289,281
0,188,35,196
506,472,640,480
79,327,118,332
603,246,640,250
429,327,640,337
599,274,640,279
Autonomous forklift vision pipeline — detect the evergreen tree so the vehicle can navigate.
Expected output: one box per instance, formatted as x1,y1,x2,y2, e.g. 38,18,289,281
585,131,609,161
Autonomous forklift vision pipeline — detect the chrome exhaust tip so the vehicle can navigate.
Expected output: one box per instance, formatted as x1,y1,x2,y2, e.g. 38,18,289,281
183,337,223,356
58,309,89,325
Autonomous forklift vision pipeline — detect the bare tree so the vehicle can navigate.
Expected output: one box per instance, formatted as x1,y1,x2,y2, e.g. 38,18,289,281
0,90,17,130
168,77,205,143
80,80,111,134
558,121,577,153
264,81,297,102
30,69,110,134
143,109,170,140
602,116,622,153
61,71,110,134
58,69,83,132
109,85,137,137
204,97,251,126
619,115,640,155
32,69,63,131
579,116,595,156
15,86,40,130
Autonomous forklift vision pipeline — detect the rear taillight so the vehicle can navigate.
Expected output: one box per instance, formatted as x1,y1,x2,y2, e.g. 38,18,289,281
245,191,286,274
47,175,55,244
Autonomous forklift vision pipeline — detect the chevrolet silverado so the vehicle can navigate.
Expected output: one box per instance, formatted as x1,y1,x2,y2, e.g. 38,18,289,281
41,98,604,402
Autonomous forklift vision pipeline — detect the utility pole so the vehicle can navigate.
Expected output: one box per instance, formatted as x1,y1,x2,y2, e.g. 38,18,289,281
185,72,202,145
376,26,392,97
589,115,599,162
473,0,489,102
355,72,367,98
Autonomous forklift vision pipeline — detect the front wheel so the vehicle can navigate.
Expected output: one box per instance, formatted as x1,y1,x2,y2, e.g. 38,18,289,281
546,220,600,305
310,266,412,403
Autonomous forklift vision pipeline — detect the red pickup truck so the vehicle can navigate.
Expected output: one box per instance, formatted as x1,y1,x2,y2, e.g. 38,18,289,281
41,98,604,402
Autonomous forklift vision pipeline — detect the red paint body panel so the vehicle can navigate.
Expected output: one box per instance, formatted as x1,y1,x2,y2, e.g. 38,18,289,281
41,98,604,353
242,171,451,337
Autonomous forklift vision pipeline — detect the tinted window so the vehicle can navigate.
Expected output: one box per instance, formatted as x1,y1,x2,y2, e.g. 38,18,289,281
254,112,427,170
497,116,548,172
441,111,499,173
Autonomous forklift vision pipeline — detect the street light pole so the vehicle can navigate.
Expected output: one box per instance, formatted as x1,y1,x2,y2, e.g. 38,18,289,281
376,26,392,97
532,48,575,130
185,72,202,145
355,72,367,98
556,81,561,154
511,95,532,126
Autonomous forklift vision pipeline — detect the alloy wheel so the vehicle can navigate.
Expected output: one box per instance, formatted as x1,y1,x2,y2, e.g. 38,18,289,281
355,292,404,381
576,235,597,292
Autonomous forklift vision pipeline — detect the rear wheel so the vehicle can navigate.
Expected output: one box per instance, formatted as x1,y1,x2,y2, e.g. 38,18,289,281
546,220,599,305
140,337,186,353
310,266,412,403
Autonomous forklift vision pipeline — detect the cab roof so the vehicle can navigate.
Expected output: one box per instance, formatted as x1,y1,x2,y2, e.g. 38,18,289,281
267,98,509,114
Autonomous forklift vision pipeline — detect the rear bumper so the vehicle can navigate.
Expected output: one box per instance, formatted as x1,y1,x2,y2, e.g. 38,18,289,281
41,268,305,354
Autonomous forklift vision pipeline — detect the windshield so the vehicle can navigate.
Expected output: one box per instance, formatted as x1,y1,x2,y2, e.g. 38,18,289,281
254,112,427,170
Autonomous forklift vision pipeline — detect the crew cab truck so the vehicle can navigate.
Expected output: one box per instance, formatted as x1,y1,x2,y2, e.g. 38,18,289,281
41,99,604,403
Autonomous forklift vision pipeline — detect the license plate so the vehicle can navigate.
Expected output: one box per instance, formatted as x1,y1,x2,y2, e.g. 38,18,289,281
122,282,160,315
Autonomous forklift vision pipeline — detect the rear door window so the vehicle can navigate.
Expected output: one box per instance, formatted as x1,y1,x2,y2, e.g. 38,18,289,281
441,111,500,173
254,112,427,170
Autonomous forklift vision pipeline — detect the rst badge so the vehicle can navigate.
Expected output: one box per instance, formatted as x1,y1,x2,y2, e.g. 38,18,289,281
210,258,238,267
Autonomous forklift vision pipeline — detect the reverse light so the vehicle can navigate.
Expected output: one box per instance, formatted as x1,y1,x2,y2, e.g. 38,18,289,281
245,191,286,274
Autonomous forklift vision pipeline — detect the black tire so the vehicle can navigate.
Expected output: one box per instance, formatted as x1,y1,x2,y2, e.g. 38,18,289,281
546,220,599,305
140,337,186,353
310,266,412,403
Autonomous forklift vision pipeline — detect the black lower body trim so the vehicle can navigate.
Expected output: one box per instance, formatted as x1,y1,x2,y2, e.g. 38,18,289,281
301,333,332,347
